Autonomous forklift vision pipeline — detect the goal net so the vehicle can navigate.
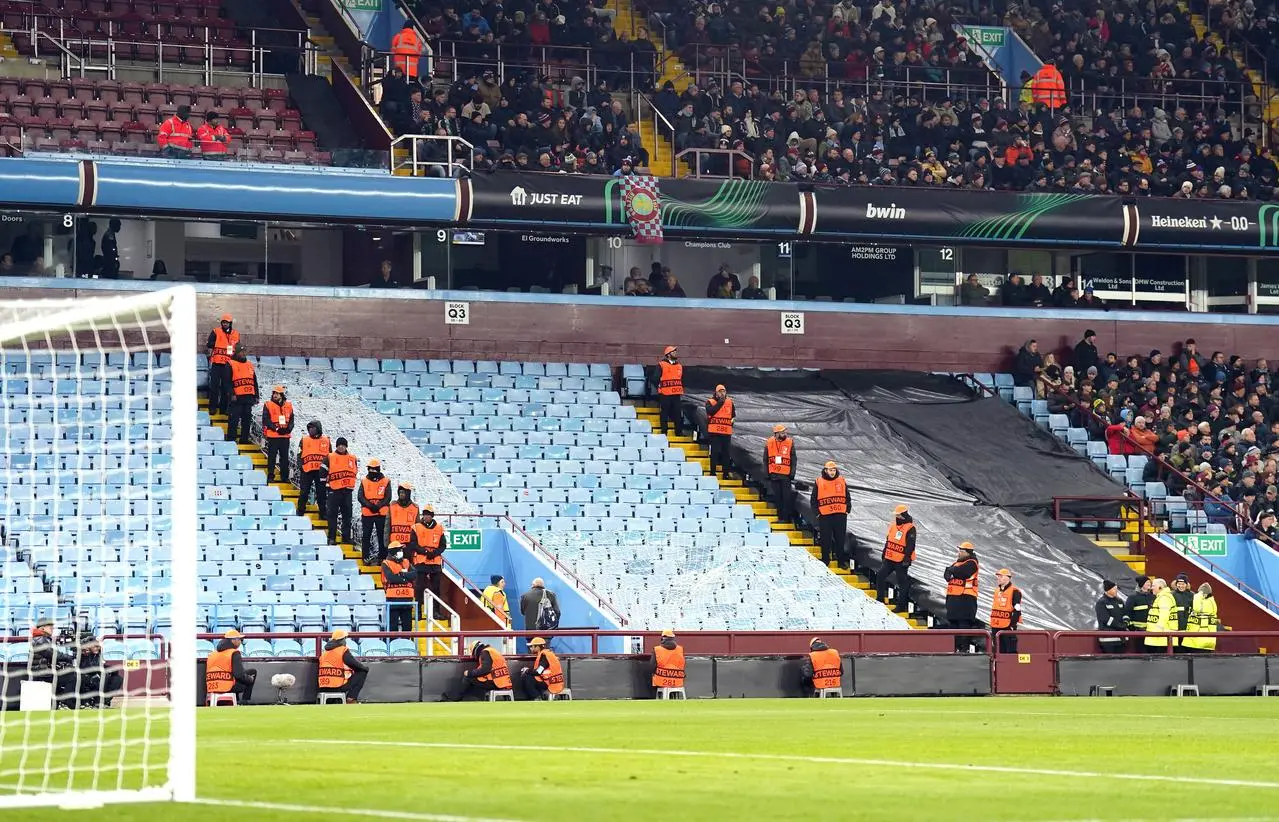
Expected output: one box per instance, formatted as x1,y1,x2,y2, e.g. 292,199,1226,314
0,286,197,809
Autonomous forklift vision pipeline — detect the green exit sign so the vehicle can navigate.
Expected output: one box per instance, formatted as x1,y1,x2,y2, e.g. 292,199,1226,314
1171,533,1227,557
450,529,482,551
343,0,381,10
961,25,1006,48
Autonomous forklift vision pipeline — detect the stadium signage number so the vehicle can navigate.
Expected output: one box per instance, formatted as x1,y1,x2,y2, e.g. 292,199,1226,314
607,236,624,249
939,247,954,261
444,302,470,325
780,312,805,335
449,529,482,550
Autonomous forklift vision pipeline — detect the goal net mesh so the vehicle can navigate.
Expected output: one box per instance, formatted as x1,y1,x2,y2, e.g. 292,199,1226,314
0,286,196,808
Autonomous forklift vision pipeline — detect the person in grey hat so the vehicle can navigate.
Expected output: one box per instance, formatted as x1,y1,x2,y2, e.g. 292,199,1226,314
1095,579,1126,653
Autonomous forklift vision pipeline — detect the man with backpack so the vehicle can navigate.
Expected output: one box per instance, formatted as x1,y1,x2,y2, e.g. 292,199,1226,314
519,578,560,652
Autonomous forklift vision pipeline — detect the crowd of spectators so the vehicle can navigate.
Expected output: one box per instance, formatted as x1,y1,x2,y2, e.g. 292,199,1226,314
619,261,767,297
1012,330,1279,540
961,272,1108,308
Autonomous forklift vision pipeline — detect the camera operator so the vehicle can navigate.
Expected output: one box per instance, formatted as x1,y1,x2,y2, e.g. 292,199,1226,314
54,632,124,710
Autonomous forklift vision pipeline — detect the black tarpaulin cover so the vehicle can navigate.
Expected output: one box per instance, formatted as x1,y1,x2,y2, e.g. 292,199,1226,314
679,368,1134,630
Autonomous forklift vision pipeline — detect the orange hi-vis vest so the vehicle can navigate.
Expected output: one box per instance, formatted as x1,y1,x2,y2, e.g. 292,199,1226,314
209,326,239,365
476,647,512,689
205,647,237,694
883,521,915,563
1031,64,1066,108
657,360,684,395
389,502,419,545
391,27,422,75
809,647,842,689
707,398,734,435
989,583,1020,629
317,645,352,690
411,520,445,567
328,453,357,490
360,476,391,517
815,475,848,516
534,648,565,694
157,114,193,149
229,359,255,397
766,435,793,476
652,644,686,687
300,435,331,473
946,558,979,599
263,400,293,438
381,558,414,600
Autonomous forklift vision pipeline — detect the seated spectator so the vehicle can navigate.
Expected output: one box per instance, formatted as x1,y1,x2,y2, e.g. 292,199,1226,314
1013,339,1043,387
655,269,686,297
706,264,741,298
1037,352,1063,398
741,275,767,299
959,274,990,306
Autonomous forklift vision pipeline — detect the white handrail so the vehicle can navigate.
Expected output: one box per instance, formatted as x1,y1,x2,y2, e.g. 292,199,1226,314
419,590,460,656
388,134,473,177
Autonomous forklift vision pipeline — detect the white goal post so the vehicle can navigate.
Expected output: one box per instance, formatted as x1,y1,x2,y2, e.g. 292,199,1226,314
0,285,197,809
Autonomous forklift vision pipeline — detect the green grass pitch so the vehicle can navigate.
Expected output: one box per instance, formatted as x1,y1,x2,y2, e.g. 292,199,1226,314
3,698,1279,821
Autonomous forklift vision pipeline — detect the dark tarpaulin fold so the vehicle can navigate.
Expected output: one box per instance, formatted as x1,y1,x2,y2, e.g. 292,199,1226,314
676,368,1134,630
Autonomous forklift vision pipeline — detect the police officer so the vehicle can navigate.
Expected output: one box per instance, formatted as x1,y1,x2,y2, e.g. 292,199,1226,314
655,345,685,437
704,383,735,480
876,504,916,609
943,542,980,652
1095,579,1126,653
1122,574,1154,652
810,461,851,569
763,424,797,522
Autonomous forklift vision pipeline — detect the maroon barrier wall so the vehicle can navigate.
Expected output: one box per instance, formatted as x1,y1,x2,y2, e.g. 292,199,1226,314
8,285,1279,372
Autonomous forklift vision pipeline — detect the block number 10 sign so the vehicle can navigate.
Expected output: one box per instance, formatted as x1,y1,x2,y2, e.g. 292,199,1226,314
445,301,470,325
780,312,805,335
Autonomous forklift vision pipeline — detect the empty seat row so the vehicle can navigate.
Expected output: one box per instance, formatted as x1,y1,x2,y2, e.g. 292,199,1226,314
405,418,647,437
465,487,739,505
430,444,678,462
350,374,610,392
434,457,692,476
292,358,609,377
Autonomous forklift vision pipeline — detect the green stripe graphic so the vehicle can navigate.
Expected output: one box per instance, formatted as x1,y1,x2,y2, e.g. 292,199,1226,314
957,193,1093,240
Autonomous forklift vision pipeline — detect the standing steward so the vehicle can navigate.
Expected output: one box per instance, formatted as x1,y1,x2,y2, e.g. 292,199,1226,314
295,420,331,517
655,345,685,437
876,504,916,608
1182,582,1218,653
325,437,358,545
225,344,258,445
317,629,369,704
387,482,420,552
651,629,686,696
800,637,842,696
989,568,1022,654
811,461,851,569
261,384,294,485
358,459,391,566
409,506,447,618
764,424,797,522
204,313,238,418
381,542,416,632
705,383,735,480
517,637,565,701
943,541,980,651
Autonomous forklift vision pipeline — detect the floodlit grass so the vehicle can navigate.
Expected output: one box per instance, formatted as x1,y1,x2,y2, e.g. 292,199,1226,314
3,698,1279,821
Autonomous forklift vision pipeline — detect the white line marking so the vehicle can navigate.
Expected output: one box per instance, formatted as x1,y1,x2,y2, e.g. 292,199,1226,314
192,798,521,822
290,740,1279,791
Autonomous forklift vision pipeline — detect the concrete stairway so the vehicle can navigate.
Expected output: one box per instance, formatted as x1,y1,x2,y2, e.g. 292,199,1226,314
611,0,685,177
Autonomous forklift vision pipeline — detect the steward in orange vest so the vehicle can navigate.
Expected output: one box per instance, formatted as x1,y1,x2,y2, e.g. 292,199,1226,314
157,104,194,155
204,312,238,416
391,22,423,77
875,503,916,609
442,641,512,701
296,419,331,517
387,483,420,547
652,629,686,692
705,384,735,480
655,345,685,437
317,629,369,703
381,542,416,633
325,437,358,545
196,111,230,157
810,461,851,569
802,637,842,695
1030,63,1067,109
204,630,256,704
409,506,448,618
358,459,391,565
763,423,797,521
989,568,1022,655
261,384,294,485
225,345,258,446
518,636,565,700
944,542,981,651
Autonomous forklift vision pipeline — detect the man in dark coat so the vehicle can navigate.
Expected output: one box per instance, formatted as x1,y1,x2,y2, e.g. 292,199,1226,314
1095,579,1126,653
1074,329,1100,374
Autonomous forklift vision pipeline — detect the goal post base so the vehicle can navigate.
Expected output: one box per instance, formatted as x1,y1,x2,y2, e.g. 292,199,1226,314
0,787,174,811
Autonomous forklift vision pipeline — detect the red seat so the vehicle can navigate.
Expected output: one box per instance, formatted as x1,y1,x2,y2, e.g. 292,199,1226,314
59,99,84,119
170,85,194,106
264,88,287,112
121,121,148,143
254,108,277,130
294,130,315,153
21,79,45,99
121,82,145,103
85,138,111,153
96,80,121,104
133,103,159,126
267,128,292,149
71,118,98,138
194,85,219,108
59,137,87,151
49,117,73,140
278,107,301,131
216,86,242,107
99,120,123,142
108,102,134,122
111,140,139,155
35,98,59,119
244,128,268,147
71,78,98,101
144,82,169,106
0,78,20,99
34,136,60,153
8,96,34,118
85,100,110,123
260,148,284,163
239,87,262,109
282,150,307,164
137,142,161,157
49,80,72,101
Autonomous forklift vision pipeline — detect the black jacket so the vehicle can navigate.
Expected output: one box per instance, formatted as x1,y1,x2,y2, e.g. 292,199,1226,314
215,638,255,686
1074,339,1100,373
1172,588,1195,631
323,639,369,672
809,473,851,515
883,514,916,564
1096,594,1125,641
1122,590,1154,630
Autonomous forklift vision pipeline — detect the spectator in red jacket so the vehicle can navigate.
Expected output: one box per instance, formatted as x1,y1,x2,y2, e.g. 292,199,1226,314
196,111,230,159
158,105,194,158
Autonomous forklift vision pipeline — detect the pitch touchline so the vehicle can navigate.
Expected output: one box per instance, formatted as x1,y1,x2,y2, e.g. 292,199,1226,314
291,740,1279,791
192,798,522,822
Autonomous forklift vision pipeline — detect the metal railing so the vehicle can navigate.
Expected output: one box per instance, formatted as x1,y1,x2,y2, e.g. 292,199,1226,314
1064,75,1260,141
675,147,753,179
634,92,675,177
388,133,473,177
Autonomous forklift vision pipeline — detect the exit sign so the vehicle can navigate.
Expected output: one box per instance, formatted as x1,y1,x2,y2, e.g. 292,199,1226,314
1171,533,1227,557
450,529,482,551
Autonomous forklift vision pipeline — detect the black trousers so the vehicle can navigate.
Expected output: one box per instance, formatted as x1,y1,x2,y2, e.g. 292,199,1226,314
207,362,231,415
768,475,794,521
876,559,911,606
442,676,498,702
332,669,368,701
361,515,387,564
1098,640,1126,654
264,437,290,483
658,394,684,436
818,514,847,566
387,602,414,633
215,669,257,704
297,470,327,516
993,628,1018,654
518,668,548,701
415,567,443,619
226,398,254,444
327,488,354,543
708,433,733,478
